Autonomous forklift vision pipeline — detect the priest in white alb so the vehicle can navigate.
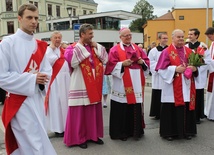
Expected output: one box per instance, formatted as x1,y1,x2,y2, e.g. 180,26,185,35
45,31,70,137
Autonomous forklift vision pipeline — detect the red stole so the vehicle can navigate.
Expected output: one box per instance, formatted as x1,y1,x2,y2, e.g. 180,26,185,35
167,44,195,110
117,44,145,104
80,47,103,103
207,42,214,92
1,40,47,155
44,47,65,114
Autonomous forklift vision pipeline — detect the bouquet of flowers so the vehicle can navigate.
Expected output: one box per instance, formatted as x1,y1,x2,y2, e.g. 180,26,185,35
188,52,205,67
184,52,206,79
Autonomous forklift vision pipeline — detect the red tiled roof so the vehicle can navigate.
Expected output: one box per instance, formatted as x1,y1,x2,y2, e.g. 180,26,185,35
155,12,174,20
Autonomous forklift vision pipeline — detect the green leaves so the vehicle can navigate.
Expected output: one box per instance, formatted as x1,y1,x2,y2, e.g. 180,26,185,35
188,53,205,67
130,0,157,32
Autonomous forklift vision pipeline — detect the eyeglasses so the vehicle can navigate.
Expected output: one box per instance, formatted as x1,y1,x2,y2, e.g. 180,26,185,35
162,38,168,39
121,34,132,38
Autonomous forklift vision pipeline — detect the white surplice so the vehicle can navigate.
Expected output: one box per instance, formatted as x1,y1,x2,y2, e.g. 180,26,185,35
45,46,70,133
158,66,192,103
0,29,57,155
185,42,211,89
68,43,108,106
205,42,214,120
148,47,164,89
110,43,150,104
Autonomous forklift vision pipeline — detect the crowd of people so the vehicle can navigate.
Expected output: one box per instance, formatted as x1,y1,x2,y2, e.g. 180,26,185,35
1,3,214,155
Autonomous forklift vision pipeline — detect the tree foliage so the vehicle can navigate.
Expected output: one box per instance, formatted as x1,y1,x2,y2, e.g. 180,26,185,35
129,0,157,32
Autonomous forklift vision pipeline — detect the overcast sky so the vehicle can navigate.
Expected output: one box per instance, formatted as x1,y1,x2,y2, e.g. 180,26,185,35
94,0,213,27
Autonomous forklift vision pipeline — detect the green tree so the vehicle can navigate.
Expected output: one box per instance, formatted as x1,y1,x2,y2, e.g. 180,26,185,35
129,0,157,32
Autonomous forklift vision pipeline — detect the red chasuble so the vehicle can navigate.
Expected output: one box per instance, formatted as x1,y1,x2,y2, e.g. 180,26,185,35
167,44,195,110
1,40,47,155
117,44,145,104
44,47,65,114
79,46,103,104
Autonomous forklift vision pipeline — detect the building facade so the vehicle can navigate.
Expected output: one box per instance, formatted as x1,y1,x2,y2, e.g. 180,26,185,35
0,0,144,50
0,0,97,37
143,8,213,48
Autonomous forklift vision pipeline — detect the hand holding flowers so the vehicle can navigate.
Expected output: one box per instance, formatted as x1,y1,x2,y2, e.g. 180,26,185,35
184,51,205,79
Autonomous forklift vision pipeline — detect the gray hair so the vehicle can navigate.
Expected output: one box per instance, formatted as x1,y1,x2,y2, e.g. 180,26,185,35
172,29,184,37
50,31,62,38
79,24,94,37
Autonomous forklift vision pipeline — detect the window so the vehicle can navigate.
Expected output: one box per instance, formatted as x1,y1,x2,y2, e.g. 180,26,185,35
6,0,13,11
34,2,38,8
48,4,52,16
179,16,184,20
73,8,76,16
144,34,147,42
56,6,60,17
36,23,39,33
29,1,38,8
83,10,87,15
89,11,93,14
7,21,14,34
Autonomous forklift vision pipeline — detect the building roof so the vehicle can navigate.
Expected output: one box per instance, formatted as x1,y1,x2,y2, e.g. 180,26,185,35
80,0,97,4
47,10,142,23
155,12,174,20
80,10,142,20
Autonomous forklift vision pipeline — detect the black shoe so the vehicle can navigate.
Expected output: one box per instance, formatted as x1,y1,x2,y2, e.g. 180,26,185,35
79,142,87,149
166,136,173,141
120,137,127,141
196,120,201,124
185,136,192,140
55,132,64,137
103,105,107,108
154,116,160,120
91,138,104,145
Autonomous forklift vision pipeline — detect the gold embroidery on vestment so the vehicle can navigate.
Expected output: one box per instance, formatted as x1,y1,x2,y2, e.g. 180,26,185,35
169,51,178,60
125,87,134,94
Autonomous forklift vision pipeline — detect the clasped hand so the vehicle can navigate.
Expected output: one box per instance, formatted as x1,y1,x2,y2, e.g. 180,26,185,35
122,58,144,67
36,72,49,85
176,64,197,73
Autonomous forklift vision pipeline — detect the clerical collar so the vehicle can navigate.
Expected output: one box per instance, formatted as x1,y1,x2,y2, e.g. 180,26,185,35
156,45,168,51
188,41,200,49
190,41,198,45
123,44,131,47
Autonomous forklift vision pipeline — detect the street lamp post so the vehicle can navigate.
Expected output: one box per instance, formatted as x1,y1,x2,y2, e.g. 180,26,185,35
67,7,72,29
